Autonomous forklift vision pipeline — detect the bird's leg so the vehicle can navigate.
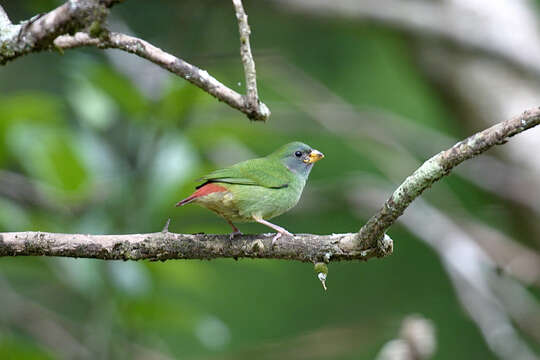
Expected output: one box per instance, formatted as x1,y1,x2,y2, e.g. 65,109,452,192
253,217,293,245
226,219,243,240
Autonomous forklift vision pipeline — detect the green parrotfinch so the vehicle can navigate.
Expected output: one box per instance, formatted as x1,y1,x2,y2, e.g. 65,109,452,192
176,142,324,243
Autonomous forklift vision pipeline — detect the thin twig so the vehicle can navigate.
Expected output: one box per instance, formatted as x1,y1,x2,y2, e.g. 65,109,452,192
53,31,270,120
232,0,267,120
0,1,270,121
353,107,540,250
466,222,540,287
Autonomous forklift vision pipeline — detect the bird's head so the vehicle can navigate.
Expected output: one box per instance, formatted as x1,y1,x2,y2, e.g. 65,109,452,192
270,142,324,177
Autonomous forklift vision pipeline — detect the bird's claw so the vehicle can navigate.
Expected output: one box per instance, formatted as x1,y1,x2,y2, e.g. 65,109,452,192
229,230,243,240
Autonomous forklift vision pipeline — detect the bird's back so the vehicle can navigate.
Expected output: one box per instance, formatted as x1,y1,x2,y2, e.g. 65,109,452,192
192,157,306,221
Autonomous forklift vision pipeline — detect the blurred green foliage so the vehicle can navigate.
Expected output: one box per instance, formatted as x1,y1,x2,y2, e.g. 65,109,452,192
0,1,537,359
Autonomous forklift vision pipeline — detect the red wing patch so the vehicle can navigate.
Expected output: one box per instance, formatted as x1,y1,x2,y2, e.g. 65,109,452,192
176,183,228,207
193,183,228,197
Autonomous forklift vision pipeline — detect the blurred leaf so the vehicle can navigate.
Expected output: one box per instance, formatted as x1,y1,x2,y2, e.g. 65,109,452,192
194,315,231,350
88,65,148,116
147,262,219,296
0,2,535,359
0,93,63,126
73,208,115,234
0,198,31,232
107,261,152,297
0,93,64,165
145,133,199,210
53,258,104,295
155,79,200,125
6,124,88,193
0,333,54,360
68,79,117,130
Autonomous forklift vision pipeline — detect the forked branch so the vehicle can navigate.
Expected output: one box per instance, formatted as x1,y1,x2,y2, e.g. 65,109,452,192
0,0,270,120
1,108,539,262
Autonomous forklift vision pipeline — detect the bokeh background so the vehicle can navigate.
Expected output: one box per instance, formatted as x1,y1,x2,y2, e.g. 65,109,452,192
1,0,540,359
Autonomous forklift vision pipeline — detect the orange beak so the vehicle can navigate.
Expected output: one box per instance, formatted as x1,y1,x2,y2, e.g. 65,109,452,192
304,149,324,164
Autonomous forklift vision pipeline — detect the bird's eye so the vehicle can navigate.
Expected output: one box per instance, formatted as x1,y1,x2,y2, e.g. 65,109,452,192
294,151,302,157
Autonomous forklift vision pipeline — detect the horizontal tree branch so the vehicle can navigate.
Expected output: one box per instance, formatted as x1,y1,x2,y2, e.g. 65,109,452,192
1,108,539,262
353,107,540,250
0,0,270,121
0,231,391,262
1,2,539,262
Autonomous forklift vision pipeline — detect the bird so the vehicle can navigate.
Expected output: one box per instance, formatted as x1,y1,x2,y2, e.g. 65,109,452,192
175,142,324,243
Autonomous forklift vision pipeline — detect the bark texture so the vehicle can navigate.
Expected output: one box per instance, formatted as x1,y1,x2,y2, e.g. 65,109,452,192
0,0,270,121
0,231,391,262
354,107,540,249
53,31,270,120
0,108,539,262
1,1,540,263
232,0,266,119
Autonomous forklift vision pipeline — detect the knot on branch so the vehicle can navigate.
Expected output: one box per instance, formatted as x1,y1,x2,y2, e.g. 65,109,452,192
0,0,114,64
246,99,271,121
377,234,393,258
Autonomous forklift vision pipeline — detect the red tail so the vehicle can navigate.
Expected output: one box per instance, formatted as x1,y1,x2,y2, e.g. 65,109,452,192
175,183,227,207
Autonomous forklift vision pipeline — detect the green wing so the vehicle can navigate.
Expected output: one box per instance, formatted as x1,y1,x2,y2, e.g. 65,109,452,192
197,158,290,189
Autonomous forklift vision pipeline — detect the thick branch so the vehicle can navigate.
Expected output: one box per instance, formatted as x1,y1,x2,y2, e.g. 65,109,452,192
53,31,270,120
0,231,391,262
354,107,540,250
1,109,539,261
0,0,119,64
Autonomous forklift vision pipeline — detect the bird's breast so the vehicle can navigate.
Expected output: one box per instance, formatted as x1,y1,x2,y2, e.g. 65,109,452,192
194,180,306,222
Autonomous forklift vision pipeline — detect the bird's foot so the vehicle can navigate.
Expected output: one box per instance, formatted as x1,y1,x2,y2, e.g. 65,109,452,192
229,230,243,240
271,230,293,246
271,232,281,245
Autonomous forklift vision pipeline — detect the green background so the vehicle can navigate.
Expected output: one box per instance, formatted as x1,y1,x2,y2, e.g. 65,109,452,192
0,1,538,359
